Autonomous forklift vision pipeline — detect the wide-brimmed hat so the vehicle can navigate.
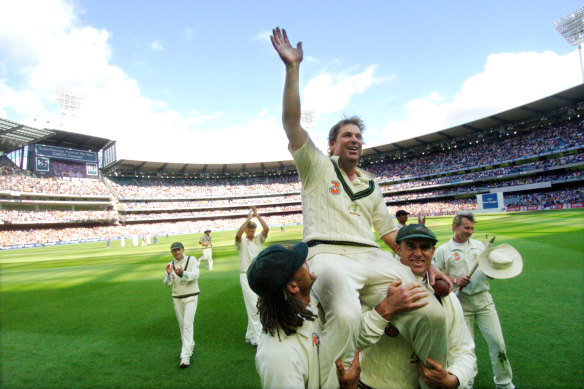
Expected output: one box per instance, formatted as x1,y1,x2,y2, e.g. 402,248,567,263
247,242,308,298
478,243,523,279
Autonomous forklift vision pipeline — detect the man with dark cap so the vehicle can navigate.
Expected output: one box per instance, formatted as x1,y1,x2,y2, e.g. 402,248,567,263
248,243,429,389
396,210,410,229
163,242,200,368
359,225,476,389
248,243,360,389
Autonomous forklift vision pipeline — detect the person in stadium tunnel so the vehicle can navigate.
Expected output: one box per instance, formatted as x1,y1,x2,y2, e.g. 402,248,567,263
271,27,452,388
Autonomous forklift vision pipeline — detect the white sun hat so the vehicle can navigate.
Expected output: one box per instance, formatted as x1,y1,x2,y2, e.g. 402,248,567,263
478,243,523,279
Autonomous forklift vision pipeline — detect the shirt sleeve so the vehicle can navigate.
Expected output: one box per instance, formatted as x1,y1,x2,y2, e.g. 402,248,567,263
445,294,477,388
256,341,308,389
163,261,173,286
182,256,200,281
432,244,447,273
290,135,328,192
371,181,398,238
357,305,389,351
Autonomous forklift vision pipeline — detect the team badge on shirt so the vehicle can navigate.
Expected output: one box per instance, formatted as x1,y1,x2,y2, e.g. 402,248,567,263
384,323,399,337
312,333,320,352
454,252,460,261
348,202,361,216
329,181,341,195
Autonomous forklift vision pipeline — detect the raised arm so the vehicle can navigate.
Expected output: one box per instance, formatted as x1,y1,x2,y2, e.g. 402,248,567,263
270,27,307,151
235,210,253,242
252,206,269,238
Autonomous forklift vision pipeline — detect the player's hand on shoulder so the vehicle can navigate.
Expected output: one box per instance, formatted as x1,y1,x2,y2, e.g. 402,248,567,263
375,280,429,321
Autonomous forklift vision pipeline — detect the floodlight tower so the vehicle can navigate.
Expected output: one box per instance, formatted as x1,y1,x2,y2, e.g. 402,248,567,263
554,7,584,82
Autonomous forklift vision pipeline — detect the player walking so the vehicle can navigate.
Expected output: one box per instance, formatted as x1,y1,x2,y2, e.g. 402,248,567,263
198,229,213,271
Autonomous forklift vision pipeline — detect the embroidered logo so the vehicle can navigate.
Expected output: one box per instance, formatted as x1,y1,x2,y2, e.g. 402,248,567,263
348,202,361,216
454,252,460,261
384,323,399,337
329,181,341,195
312,333,320,352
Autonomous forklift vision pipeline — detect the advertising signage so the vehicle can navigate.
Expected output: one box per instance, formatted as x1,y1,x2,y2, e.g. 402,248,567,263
35,144,97,163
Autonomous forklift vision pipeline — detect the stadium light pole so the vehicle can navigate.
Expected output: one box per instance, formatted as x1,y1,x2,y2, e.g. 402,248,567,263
554,7,584,83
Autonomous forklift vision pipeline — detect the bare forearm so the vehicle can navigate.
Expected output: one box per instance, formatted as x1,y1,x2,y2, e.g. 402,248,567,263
282,64,306,151
257,214,269,237
235,216,251,240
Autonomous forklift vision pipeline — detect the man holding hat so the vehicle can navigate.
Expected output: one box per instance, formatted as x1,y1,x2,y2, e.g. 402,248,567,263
433,212,520,389
396,210,410,229
163,242,200,368
198,229,213,271
359,224,476,389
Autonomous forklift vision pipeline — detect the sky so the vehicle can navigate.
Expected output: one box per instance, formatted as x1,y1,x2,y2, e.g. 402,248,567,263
0,0,583,164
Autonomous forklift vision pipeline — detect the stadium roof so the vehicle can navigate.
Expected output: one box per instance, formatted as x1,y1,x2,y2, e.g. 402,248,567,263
102,82,584,176
37,129,114,152
0,118,55,154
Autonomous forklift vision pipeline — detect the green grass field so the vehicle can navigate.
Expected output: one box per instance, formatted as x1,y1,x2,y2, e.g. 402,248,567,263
1,210,583,388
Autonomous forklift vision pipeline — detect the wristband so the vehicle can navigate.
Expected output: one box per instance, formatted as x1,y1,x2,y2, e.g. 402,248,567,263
454,278,457,285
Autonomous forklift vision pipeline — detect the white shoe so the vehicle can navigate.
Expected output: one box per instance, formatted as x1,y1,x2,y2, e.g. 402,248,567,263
180,357,190,368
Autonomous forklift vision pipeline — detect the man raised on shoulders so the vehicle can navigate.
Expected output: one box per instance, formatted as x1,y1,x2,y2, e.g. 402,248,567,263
271,27,451,388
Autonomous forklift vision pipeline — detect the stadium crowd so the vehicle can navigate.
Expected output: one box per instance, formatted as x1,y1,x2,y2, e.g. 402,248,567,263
1,119,583,248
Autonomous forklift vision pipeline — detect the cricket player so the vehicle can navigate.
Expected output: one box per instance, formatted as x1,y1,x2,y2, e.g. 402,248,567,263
396,210,410,229
249,242,430,389
271,27,451,388
235,206,269,346
359,224,477,389
163,242,200,368
433,212,516,389
198,229,213,271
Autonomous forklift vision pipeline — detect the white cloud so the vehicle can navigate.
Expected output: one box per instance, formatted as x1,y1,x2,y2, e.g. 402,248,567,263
253,30,272,42
150,40,164,52
302,65,392,126
380,50,582,145
184,27,194,40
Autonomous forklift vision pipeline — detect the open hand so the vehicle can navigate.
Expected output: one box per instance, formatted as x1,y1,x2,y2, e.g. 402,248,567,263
271,27,303,66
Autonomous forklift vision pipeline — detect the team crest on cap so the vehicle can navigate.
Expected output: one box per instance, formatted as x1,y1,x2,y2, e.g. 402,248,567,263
329,181,340,195
312,333,320,352
384,323,399,337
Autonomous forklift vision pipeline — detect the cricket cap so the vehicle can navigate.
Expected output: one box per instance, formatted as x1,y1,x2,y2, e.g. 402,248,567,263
396,224,438,245
247,242,308,298
396,210,410,217
170,242,184,250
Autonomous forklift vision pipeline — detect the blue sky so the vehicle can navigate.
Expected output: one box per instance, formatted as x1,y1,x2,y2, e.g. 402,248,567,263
0,0,582,163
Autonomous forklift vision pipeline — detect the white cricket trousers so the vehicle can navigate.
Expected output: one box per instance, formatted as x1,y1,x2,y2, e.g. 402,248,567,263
310,249,448,389
173,295,198,359
240,273,261,344
199,248,213,270
459,291,514,389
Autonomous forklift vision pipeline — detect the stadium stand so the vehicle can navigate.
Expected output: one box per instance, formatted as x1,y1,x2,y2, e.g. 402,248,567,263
1,85,583,249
